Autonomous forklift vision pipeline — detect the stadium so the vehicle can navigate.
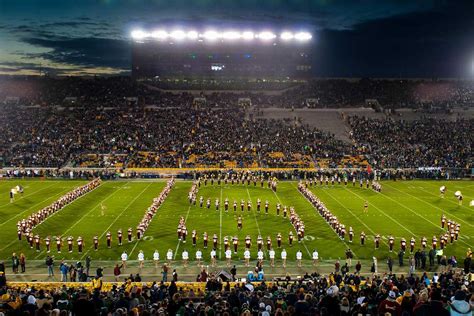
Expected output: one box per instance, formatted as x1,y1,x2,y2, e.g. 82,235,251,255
0,2,473,315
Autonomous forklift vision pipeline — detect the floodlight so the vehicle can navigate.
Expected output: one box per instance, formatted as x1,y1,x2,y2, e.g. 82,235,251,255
258,31,276,40
170,30,186,40
222,31,241,40
186,31,198,40
242,31,254,40
280,32,294,40
294,32,312,41
203,30,220,41
151,30,168,40
131,30,148,40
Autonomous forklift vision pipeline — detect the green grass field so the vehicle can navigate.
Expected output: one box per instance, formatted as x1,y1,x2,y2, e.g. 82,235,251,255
0,179,472,266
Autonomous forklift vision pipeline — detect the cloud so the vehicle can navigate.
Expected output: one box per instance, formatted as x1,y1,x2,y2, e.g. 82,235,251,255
20,36,130,69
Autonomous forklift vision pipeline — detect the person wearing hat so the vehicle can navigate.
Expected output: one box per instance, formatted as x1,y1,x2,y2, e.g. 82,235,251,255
413,289,449,316
378,290,401,315
449,290,472,316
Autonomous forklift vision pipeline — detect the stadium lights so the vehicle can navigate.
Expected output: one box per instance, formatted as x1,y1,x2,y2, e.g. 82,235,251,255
151,30,168,39
294,32,312,41
280,32,294,40
186,30,199,40
242,31,254,40
131,30,149,40
202,30,220,41
170,30,186,40
257,31,277,40
222,31,241,40
131,29,311,42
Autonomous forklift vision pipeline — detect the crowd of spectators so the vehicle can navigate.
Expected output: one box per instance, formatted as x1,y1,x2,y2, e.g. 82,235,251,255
0,76,473,170
0,267,473,315
348,116,473,169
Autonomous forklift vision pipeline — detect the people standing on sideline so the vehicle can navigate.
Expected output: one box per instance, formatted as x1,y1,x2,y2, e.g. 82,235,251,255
19,253,26,273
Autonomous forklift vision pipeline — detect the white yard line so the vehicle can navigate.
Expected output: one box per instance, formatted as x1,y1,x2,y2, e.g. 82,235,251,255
343,187,417,237
384,182,474,228
0,183,57,208
80,183,153,260
272,186,312,258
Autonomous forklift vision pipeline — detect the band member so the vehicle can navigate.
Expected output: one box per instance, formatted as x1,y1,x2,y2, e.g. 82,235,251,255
118,229,123,246
389,235,394,252
410,237,415,253
421,237,427,249
265,200,269,214
237,216,243,230
233,236,238,253
34,235,40,252
450,230,455,243
17,228,22,241
206,198,211,209
281,249,287,268
432,236,437,250
93,236,98,251
266,236,272,250
247,200,251,212
28,233,33,249
45,236,51,253
199,196,204,207
352,177,356,186
211,248,217,267
240,200,245,212
56,236,62,253
360,232,366,245
440,236,445,249
136,226,142,240
224,198,229,212
375,234,380,249
276,203,281,216
349,227,354,243
269,248,275,267
153,250,160,268
67,236,73,252
244,249,250,267
182,227,187,243
233,200,237,212
400,238,406,252
245,235,251,249
224,237,229,251
215,198,219,211
127,227,133,242
213,233,218,249
203,232,208,248
289,231,294,247
106,231,112,248
77,236,83,253
277,233,282,248
363,201,368,213
257,235,263,250
192,230,197,246
441,214,446,229
257,199,261,213
225,248,232,267
439,186,446,198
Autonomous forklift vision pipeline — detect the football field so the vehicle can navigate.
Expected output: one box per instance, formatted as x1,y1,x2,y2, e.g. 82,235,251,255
0,179,472,267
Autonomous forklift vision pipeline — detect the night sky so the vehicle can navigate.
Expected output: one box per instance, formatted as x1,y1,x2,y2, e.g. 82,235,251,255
0,0,473,77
